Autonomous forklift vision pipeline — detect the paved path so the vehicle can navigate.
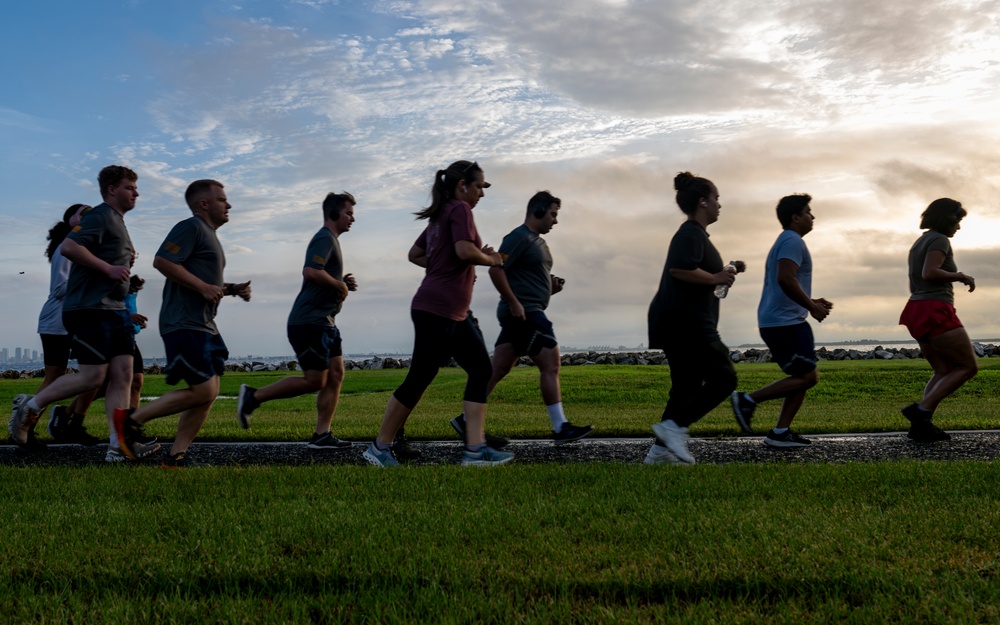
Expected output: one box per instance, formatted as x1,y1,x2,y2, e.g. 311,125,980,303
3,431,1000,467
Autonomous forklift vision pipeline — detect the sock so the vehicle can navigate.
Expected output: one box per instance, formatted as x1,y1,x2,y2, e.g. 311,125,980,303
743,393,757,405
915,404,932,415
773,427,789,435
547,402,568,432
375,440,390,451
466,441,486,453
26,398,42,413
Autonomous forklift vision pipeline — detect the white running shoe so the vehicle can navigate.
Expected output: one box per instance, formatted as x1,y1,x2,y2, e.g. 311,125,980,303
651,420,696,465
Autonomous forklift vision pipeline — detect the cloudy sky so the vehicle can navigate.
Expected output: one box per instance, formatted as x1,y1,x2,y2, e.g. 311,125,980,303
3,0,1000,359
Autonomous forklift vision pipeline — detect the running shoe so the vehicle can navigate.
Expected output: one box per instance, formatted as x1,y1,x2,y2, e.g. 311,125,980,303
907,420,951,443
162,450,208,468
764,429,812,448
113,408,161,460
643,443,679,465
64,412,103,446
552,422,593,445
901,403,933,424
9,394,39,446
651,420,696,465
363,443,399,467
306,431,352,450
730,391,756,434
105,447,128,463
391,428,422,461
236,385,259,429
461,446,514,467
449,413,510,449
47,405,68,440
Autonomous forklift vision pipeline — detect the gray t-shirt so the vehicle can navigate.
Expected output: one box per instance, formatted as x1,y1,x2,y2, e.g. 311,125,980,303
757,229,812,328
496,224,553,318
63,203,132,312
287,227,344,327
908,230,955,304
156,216,225,335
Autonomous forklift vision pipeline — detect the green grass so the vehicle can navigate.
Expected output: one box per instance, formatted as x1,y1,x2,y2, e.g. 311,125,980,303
2,462,1000,623
3,359,999,442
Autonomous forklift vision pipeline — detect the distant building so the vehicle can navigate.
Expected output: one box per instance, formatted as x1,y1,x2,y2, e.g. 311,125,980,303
32,350,38,361
15,347,22,362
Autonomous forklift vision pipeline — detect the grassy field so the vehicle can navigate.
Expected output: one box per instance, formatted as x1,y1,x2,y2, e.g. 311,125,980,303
3,358,999,443
3,361,1000,622
2,462,1000,623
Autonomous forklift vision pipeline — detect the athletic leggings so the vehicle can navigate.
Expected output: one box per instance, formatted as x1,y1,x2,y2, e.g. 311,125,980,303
660,337,737,428
393,309,493,409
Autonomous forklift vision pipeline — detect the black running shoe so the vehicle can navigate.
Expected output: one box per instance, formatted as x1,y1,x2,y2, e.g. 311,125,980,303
16,430,48,453
391,428,422,461
47,405,68,441
306,431,352,450
237,385,259,429
552,422,593,445
764,429,811,448
162,450,208,468
64,412,103,446
730,392,756,434
449,413,510,449
908,420,951,443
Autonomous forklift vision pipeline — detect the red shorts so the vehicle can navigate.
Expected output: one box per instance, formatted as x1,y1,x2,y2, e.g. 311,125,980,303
899,299,963,341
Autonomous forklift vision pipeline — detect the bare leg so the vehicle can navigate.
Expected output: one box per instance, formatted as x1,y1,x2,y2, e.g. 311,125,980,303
917,328,978,412
35,365,67,395
253,369,326,403
315,357,344,435
463,401,487,446
103,354,134,445
532,346,562,406
169,377,220,454
132,375,217,424
486,343,518,397
377,396,412,446
749,369,818,429
130,372,144,409
32,363,108,411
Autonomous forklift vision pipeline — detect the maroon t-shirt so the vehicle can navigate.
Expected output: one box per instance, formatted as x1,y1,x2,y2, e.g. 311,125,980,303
411,199,481,321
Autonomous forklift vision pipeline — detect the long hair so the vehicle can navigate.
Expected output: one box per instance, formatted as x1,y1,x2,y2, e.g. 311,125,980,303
674,171,715,216
45,204,90,262
415,160,484,221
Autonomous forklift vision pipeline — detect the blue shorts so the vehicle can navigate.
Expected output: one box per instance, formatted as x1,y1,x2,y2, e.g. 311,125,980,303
496,310,558,357
287,324,342,372
759,322,817,376
63,309,135,366
162,330,228,386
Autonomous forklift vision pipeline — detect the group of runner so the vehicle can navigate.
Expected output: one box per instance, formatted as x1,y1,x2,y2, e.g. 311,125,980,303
8,163,978,467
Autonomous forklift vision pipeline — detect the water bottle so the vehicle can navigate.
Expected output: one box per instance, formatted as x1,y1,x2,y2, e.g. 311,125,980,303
714,262,737,299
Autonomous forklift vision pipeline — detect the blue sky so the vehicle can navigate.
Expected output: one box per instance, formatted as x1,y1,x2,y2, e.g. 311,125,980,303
3,0,1000,359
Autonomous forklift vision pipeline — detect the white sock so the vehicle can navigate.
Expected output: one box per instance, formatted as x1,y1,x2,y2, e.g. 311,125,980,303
773,427,789,434
27,397,42,413
547,402,568,432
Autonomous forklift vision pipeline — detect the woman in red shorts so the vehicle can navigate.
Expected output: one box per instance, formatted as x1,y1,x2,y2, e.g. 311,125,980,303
898,198,977,442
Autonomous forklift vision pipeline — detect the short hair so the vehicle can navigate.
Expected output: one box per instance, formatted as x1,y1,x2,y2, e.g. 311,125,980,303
776,194,812,228
322,191,357,221
920,198,966,232
674,172,715,216
97,165,138,200
185,179,224,209
526,191,560,218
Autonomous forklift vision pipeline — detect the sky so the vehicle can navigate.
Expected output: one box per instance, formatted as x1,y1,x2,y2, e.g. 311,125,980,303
2,0,1000,359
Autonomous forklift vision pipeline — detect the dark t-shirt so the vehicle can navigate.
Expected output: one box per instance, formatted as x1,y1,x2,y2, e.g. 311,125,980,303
908,230,955,304
496,224,553,318
156,216,226,335
287,227,344,327
411,199,481,321
63,203,132,311
647,220,724,347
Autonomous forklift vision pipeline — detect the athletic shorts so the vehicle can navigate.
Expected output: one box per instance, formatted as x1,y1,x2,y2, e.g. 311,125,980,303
41,334,71,368
759,322,817,376
63,309,135,366
162,330,228,386
899,299,964,341
495,310,558,357
132,342,144,375
287,324,342,372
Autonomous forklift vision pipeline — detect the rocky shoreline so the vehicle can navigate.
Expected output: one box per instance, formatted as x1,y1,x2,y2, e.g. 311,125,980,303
3,343,997,378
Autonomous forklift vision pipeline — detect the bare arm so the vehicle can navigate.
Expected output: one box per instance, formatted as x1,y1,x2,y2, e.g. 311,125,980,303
60,239,130,283
455,240,503,267
153,256,224,303
668,267,735,286
303,266,349,301
922,249,975,292
776,258,832,322
408,244,428,268
489,266,525,320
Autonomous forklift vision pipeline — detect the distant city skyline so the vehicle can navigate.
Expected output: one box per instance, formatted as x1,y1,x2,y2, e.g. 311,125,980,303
3,1,1000,358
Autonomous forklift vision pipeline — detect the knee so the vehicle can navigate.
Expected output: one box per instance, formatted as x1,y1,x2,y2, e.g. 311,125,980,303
801,370,819,390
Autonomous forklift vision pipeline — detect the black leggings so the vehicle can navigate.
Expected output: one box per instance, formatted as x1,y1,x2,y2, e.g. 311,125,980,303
393,310,493,409
661,337,737,428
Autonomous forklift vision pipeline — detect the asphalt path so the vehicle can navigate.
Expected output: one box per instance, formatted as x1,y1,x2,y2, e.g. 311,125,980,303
3,431,1000,467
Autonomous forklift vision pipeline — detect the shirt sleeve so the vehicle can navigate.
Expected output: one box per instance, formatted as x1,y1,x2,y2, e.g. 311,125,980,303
666,227,704,271
303,231,335,270
156,219,197,264
66,209,106,249
497,230,529,268
775,235,805,267
449,203,478,244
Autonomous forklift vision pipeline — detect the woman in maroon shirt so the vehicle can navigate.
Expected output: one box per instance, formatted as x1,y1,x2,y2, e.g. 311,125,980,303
364,161,513,467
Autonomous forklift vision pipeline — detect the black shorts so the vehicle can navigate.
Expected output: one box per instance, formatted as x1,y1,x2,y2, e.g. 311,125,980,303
132,342,144,375
63,309,135,366
495,310,558,357
41,334,72,368
759,322,817,376
287,324,342,372
162,330,229,386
